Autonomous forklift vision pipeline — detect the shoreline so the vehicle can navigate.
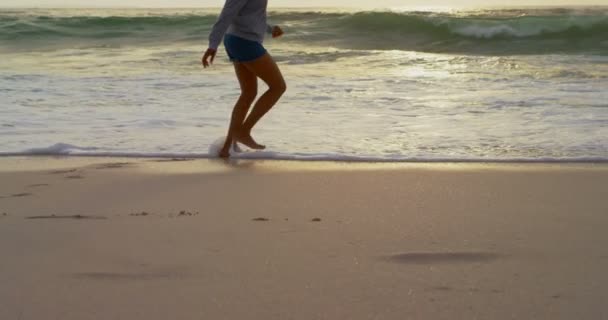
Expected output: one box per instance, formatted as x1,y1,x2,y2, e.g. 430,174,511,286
1,155,608,173
1,154,608,166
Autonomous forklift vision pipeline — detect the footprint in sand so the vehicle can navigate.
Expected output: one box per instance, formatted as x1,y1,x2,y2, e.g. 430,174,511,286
176,210,199,217
71,271,179,281
95,162,132,169
130,210,200,218
49,169,77,175
431,286,453,292
11,193,32,198
130,211,151,217
27,183,50,188
150,158,193,162
25,214,107,220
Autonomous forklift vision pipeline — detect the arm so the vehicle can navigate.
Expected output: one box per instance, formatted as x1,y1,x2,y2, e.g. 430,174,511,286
267,23,284,38
203,0,248,68
208,0,248,50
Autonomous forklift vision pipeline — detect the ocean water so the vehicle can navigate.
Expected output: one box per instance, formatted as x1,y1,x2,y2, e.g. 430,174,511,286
1,7,607,161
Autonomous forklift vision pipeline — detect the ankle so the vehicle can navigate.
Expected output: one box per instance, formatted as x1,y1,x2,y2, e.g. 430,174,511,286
238,127,252,136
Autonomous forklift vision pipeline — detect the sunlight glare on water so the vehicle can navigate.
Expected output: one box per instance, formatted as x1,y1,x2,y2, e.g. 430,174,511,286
0,7,607,161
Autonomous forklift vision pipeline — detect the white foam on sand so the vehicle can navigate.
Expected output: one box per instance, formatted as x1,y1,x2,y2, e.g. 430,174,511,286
1,142,607,163
23,143,101,155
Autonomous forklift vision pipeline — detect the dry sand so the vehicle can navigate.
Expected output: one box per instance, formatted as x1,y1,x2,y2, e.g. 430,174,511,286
0,157,607,319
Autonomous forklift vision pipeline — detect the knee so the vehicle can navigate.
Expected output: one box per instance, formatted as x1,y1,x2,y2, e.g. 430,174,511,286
240,90,257,105
273,80,287,96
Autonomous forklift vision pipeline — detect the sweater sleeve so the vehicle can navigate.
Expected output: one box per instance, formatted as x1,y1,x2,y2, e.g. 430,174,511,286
208,0,249,50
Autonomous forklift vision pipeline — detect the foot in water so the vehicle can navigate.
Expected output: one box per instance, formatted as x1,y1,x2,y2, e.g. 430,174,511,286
219,148,230,158
232,141,243,153
235,132,265,150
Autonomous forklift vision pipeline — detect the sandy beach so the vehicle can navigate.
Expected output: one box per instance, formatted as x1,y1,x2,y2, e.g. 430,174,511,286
0,157,607,319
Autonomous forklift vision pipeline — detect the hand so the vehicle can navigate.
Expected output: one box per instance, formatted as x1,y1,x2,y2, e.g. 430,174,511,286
201,48,216,68
271,26,284,38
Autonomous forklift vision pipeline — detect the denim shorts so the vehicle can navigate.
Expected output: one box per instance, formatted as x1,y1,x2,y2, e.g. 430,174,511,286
223,33,267,63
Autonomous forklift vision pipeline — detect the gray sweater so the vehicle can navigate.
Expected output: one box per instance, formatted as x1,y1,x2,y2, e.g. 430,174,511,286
208,0,273,50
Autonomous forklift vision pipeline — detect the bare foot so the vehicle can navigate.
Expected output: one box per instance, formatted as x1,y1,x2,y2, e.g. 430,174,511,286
219,148,230,158
235,133,266,150
232,141,243,153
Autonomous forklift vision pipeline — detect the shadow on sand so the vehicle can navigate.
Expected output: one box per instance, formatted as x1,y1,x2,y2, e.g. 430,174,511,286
386,252,501,264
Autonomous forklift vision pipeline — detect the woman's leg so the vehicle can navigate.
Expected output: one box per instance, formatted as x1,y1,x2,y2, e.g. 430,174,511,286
219,62,258,158
237,53,286,146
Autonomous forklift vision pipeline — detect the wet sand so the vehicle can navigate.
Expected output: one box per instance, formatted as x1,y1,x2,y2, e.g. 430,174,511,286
0,157,607,320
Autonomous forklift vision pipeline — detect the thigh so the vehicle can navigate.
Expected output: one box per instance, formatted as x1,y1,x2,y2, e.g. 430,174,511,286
242,53,285,88
234,62,257,93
